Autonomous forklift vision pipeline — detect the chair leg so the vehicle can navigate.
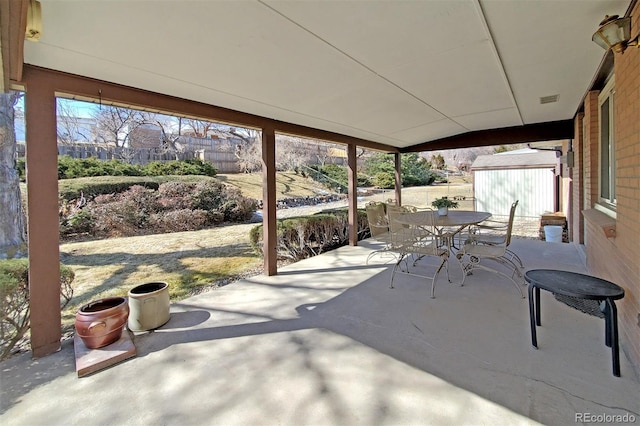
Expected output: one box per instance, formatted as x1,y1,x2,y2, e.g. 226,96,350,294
429,256,449,298
506,248,524,268
389,253,407,288
456,252,471,287
476,263,524,297
482,254,522,279
456,253,524,298
367,247,399,265
501,251,523,274
443,253,451,284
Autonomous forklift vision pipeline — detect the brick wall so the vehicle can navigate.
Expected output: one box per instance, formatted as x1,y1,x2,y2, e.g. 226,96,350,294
571,113,584,244
583,91,600,209
580,2,640,374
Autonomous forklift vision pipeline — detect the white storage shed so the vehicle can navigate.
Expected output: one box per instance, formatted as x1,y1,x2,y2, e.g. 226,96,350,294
471,149,559,218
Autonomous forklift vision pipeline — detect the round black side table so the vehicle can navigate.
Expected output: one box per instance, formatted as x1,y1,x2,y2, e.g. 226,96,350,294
524,269,625,377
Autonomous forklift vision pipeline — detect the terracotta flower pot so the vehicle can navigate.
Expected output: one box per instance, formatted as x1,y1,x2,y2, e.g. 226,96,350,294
75,297,129,349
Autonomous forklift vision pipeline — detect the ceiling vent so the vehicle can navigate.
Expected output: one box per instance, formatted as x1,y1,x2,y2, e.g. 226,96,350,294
540,94,559,104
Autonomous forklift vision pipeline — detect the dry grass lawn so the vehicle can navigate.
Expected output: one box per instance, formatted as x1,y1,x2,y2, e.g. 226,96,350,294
59,223,260,328
217,172,327,200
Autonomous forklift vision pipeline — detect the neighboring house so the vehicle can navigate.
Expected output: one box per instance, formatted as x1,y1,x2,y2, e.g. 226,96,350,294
129,123,164,149
471,148,561,217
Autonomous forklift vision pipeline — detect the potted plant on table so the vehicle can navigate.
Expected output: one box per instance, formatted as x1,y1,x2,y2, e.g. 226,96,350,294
431,196,459,216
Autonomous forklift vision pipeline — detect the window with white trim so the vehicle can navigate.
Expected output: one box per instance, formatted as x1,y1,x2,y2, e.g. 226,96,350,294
598,77,616,207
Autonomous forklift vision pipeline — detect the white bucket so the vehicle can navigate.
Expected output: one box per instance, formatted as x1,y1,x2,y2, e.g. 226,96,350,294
544,225,563,243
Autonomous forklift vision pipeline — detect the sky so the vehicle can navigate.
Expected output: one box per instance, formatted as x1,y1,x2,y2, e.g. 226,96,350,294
56,98,99,118
15,97,98,118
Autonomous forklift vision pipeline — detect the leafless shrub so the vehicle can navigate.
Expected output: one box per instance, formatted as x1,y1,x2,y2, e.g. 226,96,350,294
60,180,256,239
149,209,208,232
0,259,74,360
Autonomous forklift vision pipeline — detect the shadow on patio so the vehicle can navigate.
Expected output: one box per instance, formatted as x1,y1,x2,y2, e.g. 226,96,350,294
1,238,639,425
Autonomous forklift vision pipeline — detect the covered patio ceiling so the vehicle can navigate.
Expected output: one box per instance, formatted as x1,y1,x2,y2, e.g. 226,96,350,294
21,0,630,151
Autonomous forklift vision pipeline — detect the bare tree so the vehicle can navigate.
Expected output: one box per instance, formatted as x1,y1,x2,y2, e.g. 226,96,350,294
313,141,331,168
56,99,93,144
427,147,496,172
229,127,261,173
0,91,26,258
137,112,184,160
356,148,374,173
93,106,143,148
182,118,219,138
277,135,312,171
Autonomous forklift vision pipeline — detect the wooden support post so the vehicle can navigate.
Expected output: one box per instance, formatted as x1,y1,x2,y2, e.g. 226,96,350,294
23,70,61,357
394,152,401,206
347,143,358,246
262,126,277,276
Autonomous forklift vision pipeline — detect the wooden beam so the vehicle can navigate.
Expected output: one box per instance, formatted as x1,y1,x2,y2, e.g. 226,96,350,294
404,120,574,152
17,65,399,153
0,0,28,91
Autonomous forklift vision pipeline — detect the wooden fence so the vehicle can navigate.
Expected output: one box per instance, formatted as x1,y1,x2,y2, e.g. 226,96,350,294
17,143,241,173
17,139,346,174
56,144,196,164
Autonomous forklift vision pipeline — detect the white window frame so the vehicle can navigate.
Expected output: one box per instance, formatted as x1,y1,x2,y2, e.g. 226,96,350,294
597,76,616,210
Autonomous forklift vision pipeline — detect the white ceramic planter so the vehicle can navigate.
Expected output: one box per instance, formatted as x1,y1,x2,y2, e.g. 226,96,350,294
128,282,170,332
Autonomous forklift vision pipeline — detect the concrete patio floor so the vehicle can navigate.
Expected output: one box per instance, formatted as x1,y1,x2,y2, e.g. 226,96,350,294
1,238,639,425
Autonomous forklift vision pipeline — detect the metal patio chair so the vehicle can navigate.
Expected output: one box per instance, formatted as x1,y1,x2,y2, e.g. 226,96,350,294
385,204,417,233
365,201,394,264
466,200,524,268
388,211,450,299
456,201,525,297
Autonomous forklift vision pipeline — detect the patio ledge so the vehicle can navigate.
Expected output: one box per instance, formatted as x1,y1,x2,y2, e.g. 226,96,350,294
582,209,616,238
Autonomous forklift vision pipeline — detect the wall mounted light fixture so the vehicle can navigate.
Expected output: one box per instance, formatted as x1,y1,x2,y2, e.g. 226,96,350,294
25,0,42,42
592,15,639,54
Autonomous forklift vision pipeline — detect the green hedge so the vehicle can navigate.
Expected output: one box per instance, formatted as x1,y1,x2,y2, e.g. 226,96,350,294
58,156,142,179
305,165,371,193
249,208,369,261
19,157,218,182
142,159,217,177
0,259,75,360
56,156,217,180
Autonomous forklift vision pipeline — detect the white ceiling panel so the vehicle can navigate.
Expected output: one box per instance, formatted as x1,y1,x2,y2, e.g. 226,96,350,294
383,39,517,118
480,0,630,123
391,118,468,145
265,0,486,69
22,0,629,149
304,80,445,135
453,108,522,131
